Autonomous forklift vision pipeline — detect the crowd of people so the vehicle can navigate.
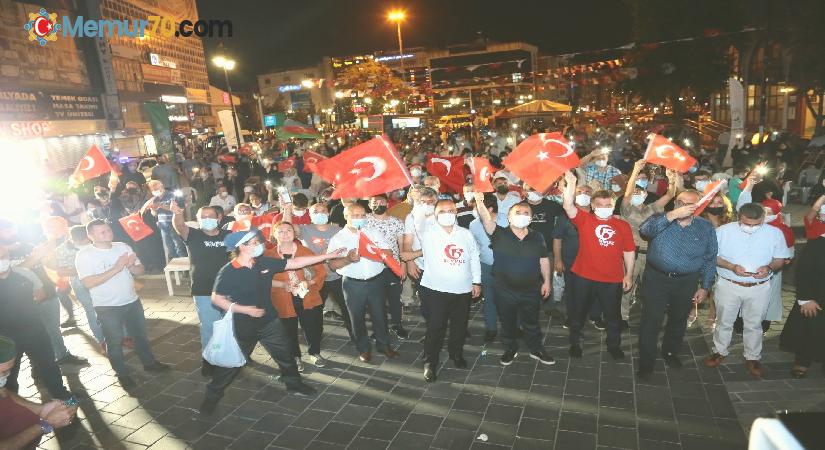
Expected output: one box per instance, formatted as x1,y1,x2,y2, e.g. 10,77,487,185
1,121,824,447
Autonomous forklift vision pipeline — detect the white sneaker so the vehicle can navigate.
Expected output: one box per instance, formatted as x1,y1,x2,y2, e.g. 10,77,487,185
295,356,305,372
309,354,327,367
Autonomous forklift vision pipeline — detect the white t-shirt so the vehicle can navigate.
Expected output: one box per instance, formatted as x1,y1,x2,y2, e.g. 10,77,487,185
403,213,424,270
417,217,481,294
75,242,141,307
327,227,389,280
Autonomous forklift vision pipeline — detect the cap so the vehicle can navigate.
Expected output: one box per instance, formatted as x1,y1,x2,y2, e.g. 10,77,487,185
223,229,262,251
0,335,16,363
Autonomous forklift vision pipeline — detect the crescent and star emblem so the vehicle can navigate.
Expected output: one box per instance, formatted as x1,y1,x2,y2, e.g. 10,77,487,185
537,134,574,158
78,156,95,171
352,157,387,181
431,157,452,175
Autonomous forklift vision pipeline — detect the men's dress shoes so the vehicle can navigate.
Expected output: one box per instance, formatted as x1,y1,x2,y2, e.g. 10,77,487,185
424,365,437,382
383,348,399,359
359,352,372,363
745,360,763,378
662,352,683,369
704,353,725,367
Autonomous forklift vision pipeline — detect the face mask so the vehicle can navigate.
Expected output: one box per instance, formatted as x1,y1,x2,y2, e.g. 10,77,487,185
463,192,475,203
510,214,531,228
764,214,777,223
706,206,725,216
495,185,509,195
199,218,219,231
575,194,591,207
594,207,613,219
436,213,456,226
371,205,388,215
819,204,825,215
126,187,138,194
219,191,228,198
695,180,709,192
595,159,608,168
611,184,621,193
151,190,163,197
739,223,761,234
310,213,329,225
0,259,9,273
0,374,7,388
351,218,368,229
636,179,649,189
526,191,543,203
631,194,646,206
293,209,307,217
410,168,422,177
251,243,265,257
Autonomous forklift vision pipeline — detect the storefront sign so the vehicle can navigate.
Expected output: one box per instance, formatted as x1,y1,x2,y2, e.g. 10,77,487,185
0,119,109,138
185,88,208,104
141,63,173,83
0,89,104,121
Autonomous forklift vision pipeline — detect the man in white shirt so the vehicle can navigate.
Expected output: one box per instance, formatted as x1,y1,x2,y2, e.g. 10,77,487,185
410,198,481,382
705,203,793,378
75,220,169,389
328,204,400,363
209,185,237,212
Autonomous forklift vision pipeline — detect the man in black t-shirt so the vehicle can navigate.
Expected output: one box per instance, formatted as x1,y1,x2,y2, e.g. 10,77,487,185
172,204,229,376
524,184,565,319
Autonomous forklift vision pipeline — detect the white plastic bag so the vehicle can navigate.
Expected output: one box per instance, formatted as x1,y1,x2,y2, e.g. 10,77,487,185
552,271,565,303
203,303,247,368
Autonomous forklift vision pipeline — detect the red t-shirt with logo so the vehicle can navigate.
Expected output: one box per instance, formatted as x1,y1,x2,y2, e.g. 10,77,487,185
803,215,825,241
570,211,635,283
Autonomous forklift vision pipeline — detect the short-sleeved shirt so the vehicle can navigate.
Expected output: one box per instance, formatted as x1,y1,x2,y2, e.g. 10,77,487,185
299,224,342,281
469,218,494,265
716,222,793,283
620,202,664,250
495,193,522,227
0,271,41,339
488,225,548,292
366,215,404,261
570,212,635,283
75,242,141,307
803,215,825,241
552,214,579,268
583,164,622,190
213,257,288,334
184,228,230,295
327,227,389,279
527,200,564,251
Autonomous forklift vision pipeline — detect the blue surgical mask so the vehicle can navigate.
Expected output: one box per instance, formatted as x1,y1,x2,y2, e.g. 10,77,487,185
310,213,329,225
199,218,218,231
251,244,264,257
351,218,368,229
631,194,646,206
695,180,709,192
636,179,649,189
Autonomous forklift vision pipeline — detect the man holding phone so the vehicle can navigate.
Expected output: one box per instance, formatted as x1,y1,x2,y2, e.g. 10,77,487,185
145,180,187,262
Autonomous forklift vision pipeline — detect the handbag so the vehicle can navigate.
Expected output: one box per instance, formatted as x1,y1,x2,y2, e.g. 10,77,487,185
202,303,247,368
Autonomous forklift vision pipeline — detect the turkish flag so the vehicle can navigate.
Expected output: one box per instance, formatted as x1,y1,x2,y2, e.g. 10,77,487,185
503,132,580,193
302,150,327,173
119,213,154,241
278,156,296,172
315,136,413,200
469,157,495,192
253,212,279,239
643,134,697,173
72,145,113,184
694,179,727,216
358,232,403,277
425,154,466,193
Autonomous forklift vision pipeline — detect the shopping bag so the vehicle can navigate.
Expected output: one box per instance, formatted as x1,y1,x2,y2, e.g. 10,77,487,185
203,303,247,368
552,271,565,304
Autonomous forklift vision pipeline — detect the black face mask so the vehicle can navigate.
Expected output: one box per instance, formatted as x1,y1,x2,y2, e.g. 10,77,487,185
372,205,388,215
706,206,725,216
495,185,509,195
126,187,138,194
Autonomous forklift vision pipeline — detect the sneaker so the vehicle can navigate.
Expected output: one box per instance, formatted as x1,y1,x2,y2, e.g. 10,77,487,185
530,351,556,365
309,354,327,367
56,353,88,366
287,382,317,397
569,345,583,358
562,320,570,329
391,325,409,340
591,319,607,331
500,350,518,366
608,348,625,360
295,357,305,372
60,318,77,329
118,376,137,389
662,352,683,369
144,362,171,373
199,397,219,415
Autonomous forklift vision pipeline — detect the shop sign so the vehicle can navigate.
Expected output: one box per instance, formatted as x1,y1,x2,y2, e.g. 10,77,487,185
0,89,104,121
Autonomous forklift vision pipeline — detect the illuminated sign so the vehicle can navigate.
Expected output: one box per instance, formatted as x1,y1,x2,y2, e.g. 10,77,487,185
167,115,189,122
149,53,160,65
263,114,277,127
160,95,187,104
375,54,414,62
278,85,302,92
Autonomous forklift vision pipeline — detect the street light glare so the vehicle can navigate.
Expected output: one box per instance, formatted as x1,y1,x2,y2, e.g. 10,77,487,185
388,10,405,21
213,56,235,70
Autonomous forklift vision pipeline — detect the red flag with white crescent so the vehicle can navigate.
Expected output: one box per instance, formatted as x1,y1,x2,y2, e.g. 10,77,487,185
358,232,403,277
277,156,296,172
643,134,697,173
469,157,495,193
503,132,580,193
302,150,328,173
118,213,154,241
72,145,113,184
425,154,466,194
694,179,727,216
315,136,413,200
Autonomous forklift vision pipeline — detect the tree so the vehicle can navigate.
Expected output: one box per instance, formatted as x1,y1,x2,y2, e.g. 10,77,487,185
335,60,413,114
620,0,744,119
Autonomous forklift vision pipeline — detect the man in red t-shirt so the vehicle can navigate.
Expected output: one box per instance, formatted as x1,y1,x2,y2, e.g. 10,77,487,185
562,171,636,360
803,194,825,241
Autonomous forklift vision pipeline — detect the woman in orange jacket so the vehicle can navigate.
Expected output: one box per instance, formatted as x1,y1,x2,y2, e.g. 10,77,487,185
266,222,328,370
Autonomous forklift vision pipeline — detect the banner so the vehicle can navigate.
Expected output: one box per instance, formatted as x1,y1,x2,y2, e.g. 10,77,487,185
143,102,174,155
724,77,745,167
217,109,243,149
0,89,104,121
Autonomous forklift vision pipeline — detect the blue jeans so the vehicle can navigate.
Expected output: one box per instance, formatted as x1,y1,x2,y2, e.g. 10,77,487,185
157,221,187,262
95,299,159,377
480,263,498,332
70,277,105,343
38,296,69,360
193,295,223,354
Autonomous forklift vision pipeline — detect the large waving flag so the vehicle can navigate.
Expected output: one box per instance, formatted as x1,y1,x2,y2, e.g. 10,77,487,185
643,134,697,173
119,213,154,241
275,119,321,140
469,157,495,193
72,145,113,184
302,150,328,173
315,136,413,200
503,132,580,193
425,154,466,193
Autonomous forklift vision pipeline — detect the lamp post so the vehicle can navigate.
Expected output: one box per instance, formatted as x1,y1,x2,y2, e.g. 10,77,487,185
388,10,406,113
213,55,241,149
253,92,265,131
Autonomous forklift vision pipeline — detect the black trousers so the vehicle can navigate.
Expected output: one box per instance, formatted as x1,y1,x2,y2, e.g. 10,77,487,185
383,268,403,327
342,276,391,354
205,318,302,402
420,286,470,365
568,272,622,349
637,267,698,371
494,284,545,353
320,278,354,340
6,329,71,400
281,297,324,357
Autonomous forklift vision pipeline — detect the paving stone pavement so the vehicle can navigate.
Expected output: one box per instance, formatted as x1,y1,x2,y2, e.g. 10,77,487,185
17,272,822,450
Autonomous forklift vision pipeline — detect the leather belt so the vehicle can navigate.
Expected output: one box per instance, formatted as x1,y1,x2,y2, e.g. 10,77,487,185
343,273,384,283
649,264,696,279
720,276,770,287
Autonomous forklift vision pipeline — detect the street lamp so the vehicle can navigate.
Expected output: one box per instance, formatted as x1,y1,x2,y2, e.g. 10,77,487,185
213,55,241,149
388,9,406,112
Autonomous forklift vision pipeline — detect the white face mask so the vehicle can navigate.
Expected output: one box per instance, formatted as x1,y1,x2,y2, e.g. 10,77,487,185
739,223,761,234
764,214,777,223
463,192,475,203
575,194,591,207
595,159,608,168
510,214,531,228
526,191,543,203
0,259,9,273
410,168,422,177
151,189,163,197
293,209,307,217
630,194,646,206
819,204,825,215
594,207,613,219
0,374,7,387
611,184,621,193
436,213,457,227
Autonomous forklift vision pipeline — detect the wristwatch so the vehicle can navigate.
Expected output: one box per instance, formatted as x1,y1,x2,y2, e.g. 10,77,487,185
39,418,54,435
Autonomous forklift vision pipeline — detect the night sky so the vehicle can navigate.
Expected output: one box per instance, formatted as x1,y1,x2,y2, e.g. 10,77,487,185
196,0,632,91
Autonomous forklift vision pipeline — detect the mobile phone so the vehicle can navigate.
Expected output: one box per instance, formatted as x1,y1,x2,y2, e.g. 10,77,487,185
277,186,292,204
